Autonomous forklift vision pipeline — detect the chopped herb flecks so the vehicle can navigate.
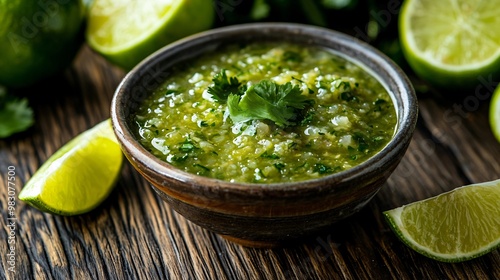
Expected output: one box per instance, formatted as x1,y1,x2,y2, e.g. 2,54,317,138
274,163,286,171
179,139,197,152
313,163,334,174
261,151,280,159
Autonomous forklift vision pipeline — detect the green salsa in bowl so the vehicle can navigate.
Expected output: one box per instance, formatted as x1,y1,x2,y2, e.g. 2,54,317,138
112,23,417,247
133,42,397,184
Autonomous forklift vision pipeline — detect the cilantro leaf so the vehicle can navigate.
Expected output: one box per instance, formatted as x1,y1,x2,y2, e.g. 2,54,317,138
227,80,312,127
0,88,34,138
207,69,245,102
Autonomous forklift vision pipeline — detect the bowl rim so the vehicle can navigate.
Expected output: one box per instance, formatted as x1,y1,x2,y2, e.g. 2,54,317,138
111,22,418,193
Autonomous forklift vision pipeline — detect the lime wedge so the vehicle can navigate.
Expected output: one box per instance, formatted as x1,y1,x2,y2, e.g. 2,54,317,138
86,0,214,70
399,0,500,90
384,179,500,262
491,86,500,143
19,119,123,216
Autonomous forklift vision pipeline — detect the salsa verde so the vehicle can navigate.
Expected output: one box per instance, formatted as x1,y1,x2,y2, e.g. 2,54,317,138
133,42,397,183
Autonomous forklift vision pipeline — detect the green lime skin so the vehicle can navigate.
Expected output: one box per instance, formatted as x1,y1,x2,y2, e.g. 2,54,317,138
0,0,86,88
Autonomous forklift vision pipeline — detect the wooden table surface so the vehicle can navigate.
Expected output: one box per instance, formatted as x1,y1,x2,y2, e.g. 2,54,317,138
1,43,500,280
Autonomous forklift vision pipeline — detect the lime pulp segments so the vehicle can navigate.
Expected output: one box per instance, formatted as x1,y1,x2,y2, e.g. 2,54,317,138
399,0,500,89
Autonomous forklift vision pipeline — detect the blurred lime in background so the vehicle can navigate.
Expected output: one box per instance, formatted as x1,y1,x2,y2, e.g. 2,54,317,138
491,86,500,143
86,0,215,70
0,0,86,88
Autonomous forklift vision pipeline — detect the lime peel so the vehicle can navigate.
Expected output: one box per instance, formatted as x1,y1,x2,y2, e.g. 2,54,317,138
384,179,500,263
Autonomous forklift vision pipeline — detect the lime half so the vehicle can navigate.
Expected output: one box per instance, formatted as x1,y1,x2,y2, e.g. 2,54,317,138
384,179,500,262
86,0,214,70
399,0,500,90
491,86,500,143
19,119,123,216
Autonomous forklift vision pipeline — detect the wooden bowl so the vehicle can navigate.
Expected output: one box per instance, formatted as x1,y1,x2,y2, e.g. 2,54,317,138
111,23,418,247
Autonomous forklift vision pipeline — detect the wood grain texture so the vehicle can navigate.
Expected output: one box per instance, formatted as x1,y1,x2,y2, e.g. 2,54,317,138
1,46,499,280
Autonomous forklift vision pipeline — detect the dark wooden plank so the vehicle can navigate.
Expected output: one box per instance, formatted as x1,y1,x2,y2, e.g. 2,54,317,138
1,45,499,280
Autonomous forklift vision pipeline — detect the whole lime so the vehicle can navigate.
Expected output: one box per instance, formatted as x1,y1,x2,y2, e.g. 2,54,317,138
0,0,85,88
86,0,215,70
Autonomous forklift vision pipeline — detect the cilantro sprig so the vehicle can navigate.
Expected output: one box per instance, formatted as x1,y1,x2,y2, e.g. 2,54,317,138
207,70,313,127
0,87,34,138
207,69,246,102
